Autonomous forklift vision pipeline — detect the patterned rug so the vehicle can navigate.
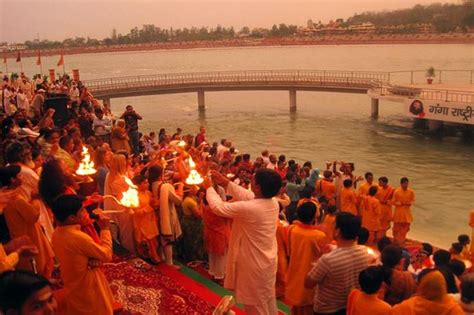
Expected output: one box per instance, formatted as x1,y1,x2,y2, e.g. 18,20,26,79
103,257,216,314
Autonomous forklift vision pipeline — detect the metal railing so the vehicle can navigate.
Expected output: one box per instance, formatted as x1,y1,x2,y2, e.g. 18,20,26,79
372,83,474,103
83,69,474,103
84,70,391,95
388,69,474,85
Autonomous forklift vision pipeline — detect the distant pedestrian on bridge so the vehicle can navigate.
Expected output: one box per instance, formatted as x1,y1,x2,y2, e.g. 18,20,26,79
120,105,142,154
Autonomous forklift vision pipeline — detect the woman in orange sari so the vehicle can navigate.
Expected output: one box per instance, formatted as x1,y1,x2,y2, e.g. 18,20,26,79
392,270,464,315
200,191,231,282
103,154,135,253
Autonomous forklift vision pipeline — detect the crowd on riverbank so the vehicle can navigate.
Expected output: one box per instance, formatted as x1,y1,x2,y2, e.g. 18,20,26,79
0,72,474,314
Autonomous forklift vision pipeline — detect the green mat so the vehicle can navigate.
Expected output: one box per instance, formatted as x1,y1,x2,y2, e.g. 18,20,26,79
178,262,290,314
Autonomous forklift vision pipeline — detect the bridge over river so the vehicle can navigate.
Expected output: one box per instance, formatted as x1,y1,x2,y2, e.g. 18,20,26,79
84,69,474,126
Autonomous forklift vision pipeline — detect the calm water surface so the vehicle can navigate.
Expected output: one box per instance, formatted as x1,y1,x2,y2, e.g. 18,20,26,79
17,44,474,248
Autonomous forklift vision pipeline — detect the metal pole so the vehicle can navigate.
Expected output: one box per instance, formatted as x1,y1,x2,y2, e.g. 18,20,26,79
411,71,413,84
439,70,442,84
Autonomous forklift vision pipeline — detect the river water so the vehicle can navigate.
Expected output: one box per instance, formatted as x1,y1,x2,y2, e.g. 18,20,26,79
15,44,474,248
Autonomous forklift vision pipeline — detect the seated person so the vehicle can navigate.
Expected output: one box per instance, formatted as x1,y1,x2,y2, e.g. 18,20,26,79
0,270,57,314
347,265,391,315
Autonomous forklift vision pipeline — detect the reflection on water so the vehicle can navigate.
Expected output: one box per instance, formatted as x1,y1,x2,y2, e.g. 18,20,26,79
15,44,474,248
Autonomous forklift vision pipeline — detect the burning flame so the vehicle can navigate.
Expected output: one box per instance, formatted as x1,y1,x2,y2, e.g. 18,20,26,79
178,140,186,147
185,157,204,185
188,157,196,168
120,177,140,208
76,147,97,176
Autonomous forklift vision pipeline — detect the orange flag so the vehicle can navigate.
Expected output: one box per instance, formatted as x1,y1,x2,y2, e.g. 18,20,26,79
16,51,21,62
57,53,64,66
36,50,42,65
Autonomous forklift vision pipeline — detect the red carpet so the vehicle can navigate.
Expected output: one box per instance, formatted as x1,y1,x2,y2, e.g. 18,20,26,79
103,256,217,314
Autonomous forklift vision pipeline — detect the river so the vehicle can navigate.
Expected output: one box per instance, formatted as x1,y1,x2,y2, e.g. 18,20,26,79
14,44,474,248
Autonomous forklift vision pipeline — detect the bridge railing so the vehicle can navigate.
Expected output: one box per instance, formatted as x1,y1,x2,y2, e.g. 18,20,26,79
371,82,474,103
388,69,474,85
84,70,391,94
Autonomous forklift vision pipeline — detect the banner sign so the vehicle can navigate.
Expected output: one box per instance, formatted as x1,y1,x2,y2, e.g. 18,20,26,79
407,99,473,125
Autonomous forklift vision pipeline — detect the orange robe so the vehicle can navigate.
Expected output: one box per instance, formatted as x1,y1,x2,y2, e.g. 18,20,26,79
285,221,327,308
347,289,391,315
276,220,289,298
360,195,381,232
52,225,114,315
316,179,336,206
3,196,54,277
375,185,394,231
392,188,415,223
133,191,159,242
391,271,463,315
0,244,19,272
358,181,376,197
321,214,336,241
340,187,358,215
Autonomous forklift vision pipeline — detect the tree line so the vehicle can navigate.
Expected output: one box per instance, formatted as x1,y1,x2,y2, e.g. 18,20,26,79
19,1,474,50
23,24,298,50
347,1,474,33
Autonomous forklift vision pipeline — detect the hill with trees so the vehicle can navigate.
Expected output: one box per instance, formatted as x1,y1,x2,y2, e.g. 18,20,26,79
346,0,474,33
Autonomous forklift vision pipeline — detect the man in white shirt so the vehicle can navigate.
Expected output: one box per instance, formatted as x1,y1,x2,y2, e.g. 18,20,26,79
204,169,282,315
266,155,278,170
92,108,112,144
16,89,30,112
69,84,80,105
216,139,228,160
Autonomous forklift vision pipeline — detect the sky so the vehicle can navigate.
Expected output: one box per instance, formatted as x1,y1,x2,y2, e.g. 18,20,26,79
0,0,459,43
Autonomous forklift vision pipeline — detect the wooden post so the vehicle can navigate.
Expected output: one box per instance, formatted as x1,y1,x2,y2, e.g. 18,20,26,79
371,98,379,119
72,69,80,82
198,90,205,111
102,97,111,109
289,89,297,112
49,69,56,82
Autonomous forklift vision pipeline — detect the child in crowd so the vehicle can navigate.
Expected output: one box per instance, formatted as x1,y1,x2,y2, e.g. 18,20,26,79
321,205,337,242
285,202,327,315
360,186,381,245
347,266,392,315
410,242,434,274
132,175,161,264
51,194,115,314
458,234,471,260
200,191,231,283
0,270,58,314
451,243,465,261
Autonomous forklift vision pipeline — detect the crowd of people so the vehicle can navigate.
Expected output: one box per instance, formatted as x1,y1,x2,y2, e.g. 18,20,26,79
0,72,474,315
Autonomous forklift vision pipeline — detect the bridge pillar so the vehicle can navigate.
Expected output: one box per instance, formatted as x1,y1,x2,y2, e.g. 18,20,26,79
428,120,444,132
289,89,297,112
371,98,379,119
197,90,205,111
102,97,111,108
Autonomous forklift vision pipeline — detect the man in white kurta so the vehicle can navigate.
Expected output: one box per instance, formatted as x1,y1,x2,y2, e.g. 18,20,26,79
205,169,282,315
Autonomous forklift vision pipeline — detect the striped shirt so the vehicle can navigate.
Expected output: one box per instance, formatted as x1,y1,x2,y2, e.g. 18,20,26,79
307,244,371,313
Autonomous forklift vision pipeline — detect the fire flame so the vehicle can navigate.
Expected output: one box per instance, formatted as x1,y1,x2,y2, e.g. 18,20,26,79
76,146,97,176
185,157,203,185
120,177,140,208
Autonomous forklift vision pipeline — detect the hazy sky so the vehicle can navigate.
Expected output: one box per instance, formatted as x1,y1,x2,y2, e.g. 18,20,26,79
0,0,458,43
